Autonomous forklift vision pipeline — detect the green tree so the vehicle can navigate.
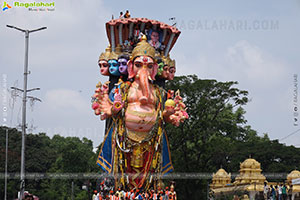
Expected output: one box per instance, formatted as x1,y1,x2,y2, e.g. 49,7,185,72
165,75,300,199
165,75,249,199
43,135,96,199
0,127,97,199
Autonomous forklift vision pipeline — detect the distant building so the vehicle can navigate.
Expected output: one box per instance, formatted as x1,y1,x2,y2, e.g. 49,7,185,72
210,158,300,200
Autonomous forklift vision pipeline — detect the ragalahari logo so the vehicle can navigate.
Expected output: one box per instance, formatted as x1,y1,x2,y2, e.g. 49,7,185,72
2,1,12,11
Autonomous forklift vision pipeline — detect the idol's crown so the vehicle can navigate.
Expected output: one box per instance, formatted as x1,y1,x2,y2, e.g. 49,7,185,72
131,35,155,60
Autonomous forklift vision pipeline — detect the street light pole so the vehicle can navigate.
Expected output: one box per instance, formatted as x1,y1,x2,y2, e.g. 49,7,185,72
20,29,29,200
6,25,46,200
4,128,8,200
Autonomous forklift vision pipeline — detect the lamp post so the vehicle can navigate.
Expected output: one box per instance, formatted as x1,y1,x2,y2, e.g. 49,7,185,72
4,128,8,200
6,25,46,200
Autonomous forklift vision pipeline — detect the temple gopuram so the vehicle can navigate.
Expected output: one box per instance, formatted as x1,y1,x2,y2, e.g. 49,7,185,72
210,158,300,200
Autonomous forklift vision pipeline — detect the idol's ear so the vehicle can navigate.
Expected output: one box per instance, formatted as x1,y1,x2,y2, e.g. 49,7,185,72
127,60,135,79
151,63,158,80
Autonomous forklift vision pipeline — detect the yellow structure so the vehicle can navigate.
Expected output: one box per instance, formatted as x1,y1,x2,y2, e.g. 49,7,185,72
210,158,266,199
234,158,266,191
287,170,300,197
210,158,300,200
210,168,231,189
241,194,250,200
287,170,300,185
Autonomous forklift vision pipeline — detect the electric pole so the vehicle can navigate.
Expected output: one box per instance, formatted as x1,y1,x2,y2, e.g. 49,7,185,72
6,25,46,200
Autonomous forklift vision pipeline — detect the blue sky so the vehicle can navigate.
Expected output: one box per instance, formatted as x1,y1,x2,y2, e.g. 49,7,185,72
0,0,300,148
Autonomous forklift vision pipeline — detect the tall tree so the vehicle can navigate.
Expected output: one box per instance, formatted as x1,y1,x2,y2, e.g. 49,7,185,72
165,75,251,199
0,127,97,199
165,75,300,199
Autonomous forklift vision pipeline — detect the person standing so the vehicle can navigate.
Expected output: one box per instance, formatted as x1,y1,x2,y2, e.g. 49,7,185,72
264,182,269,200
124,190,131,199
282,184,287,200
288,185,293,200
130,189,135,200
137,192,143,200
93,190,98,200
278,184,283,200
119,12,124,18
109,191,114,200
275,185,279,200
271,185,276,200
124,10,131,18
24,194,34,200
152,190,158,200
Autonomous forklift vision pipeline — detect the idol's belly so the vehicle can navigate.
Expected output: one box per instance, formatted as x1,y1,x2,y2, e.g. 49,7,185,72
125,104,157,142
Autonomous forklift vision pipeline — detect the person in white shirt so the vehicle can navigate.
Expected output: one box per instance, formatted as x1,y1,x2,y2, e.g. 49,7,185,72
263,182,269,200
278,184,283,200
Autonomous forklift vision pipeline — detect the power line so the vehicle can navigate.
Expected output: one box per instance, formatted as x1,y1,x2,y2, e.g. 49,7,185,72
279,128,300,141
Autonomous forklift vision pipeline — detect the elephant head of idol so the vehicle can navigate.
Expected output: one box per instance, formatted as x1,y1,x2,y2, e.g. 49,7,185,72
128,35,158,105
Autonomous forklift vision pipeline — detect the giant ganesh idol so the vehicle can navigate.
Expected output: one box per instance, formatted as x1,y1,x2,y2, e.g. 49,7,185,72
91,17,188,190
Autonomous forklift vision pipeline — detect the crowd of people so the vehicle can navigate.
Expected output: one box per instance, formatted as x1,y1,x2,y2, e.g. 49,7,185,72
263,182,294,200
15,192,39,200
24,194,34,200
92,185,177,200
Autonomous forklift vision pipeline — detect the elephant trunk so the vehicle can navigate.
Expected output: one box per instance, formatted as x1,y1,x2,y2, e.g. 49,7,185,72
138,67,151,105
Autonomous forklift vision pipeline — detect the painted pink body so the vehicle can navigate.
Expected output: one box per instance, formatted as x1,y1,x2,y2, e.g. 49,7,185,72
92,56,187,129
169,97,188,126
92,102,99,110
125,82,158,132
112,92,124,113
99,84,111,119
91,83,111,120
125,56,158,133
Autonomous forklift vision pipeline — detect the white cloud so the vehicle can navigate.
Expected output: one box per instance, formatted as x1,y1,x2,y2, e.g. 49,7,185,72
42,89,87,113
1,0,110,72
0,0,110,145
33,88,105,144
225,40,288,88
174,39,298,144
175,39,289,89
